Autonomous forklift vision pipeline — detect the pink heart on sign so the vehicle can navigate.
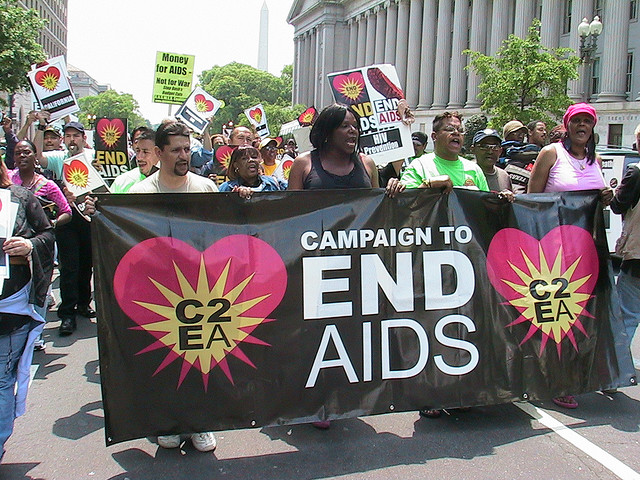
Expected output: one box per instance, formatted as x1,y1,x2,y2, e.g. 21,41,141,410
249,108,263,123
113,235,287,388
486,226,599,354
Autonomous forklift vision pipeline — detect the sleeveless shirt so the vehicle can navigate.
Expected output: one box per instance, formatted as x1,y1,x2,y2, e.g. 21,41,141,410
303,150,372,190
544,142,605,192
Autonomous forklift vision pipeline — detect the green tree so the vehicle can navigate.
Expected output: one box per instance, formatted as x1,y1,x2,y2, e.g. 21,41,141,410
465,19,580,129
463,113,488,153
77,89,149,131
0,0,46,95
199,62,301,134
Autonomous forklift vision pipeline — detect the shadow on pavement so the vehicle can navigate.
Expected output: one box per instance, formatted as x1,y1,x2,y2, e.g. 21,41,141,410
104,404,549,480
534,387,640,433
0,462,42,479
52,401,104,441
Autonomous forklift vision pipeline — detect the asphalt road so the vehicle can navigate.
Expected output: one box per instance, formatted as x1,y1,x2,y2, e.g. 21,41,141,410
1,275,639,480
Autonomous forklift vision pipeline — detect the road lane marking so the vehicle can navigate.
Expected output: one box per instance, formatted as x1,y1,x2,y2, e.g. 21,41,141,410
515,402,640,480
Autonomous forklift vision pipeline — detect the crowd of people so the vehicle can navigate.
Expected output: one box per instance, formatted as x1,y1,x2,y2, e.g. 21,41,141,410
0,99,638,459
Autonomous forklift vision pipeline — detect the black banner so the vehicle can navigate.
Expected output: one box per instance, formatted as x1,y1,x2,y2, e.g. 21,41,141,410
92,189,636,445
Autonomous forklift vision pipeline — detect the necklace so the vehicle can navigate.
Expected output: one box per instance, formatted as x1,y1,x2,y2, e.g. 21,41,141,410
568,150,587,170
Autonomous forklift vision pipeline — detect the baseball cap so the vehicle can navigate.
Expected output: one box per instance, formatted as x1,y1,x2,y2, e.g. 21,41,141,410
472,128,502,145
259,137,278,149
502,120,527,139
563,103,598,129
62,121,85,134
43,125,61,137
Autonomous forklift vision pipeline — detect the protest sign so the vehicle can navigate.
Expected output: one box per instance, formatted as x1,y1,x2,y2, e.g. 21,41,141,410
175,87,223,134
93,118,129,182
93,189,635,445
244,104,270,138
62,151,109,198
152,51,195,105
328,64,414,166
27,57,79,121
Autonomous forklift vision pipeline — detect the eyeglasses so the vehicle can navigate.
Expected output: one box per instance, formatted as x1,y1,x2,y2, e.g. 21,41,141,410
439,126,465,134
476,144,502,151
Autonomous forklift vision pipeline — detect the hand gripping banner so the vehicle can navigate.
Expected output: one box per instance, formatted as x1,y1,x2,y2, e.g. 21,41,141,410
92,189,636,445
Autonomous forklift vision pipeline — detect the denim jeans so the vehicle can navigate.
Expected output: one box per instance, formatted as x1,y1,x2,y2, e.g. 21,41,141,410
617,270,640,346
0,323,30,457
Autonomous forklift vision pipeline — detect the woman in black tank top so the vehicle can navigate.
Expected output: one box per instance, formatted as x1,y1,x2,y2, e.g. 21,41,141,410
288,104,382,191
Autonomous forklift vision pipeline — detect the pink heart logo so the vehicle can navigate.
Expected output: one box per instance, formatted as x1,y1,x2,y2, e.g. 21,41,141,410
96,118,125,148
331,72,366,104
35,66,61,91
249,108,263,123
194,93,214,112
486,226,599,356
113,235,287,389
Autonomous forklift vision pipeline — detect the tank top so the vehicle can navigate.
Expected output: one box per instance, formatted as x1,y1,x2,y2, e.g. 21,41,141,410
303,150,372,190
544,142,605,193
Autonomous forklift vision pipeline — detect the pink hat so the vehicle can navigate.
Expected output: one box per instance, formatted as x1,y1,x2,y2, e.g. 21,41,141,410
563,103,598,129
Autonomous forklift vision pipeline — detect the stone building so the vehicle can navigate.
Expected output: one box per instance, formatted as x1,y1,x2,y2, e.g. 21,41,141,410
6,0,69,127
287,0,640,148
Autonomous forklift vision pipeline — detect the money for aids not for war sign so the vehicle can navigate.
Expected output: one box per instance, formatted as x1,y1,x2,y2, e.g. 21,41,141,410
153,51,195,105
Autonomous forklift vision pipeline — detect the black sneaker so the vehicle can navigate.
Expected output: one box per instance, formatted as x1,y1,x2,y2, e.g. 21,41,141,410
59,317,76,336
76,306,96,318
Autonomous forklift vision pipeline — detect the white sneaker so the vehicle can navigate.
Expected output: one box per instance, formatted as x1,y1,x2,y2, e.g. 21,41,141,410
157,434,181,449
191,432,216,452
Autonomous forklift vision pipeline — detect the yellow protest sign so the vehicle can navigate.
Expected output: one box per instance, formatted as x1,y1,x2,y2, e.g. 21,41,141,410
152,51,195,105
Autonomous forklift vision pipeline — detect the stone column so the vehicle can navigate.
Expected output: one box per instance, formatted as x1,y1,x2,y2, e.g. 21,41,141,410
418,0,437,108
302,32,311,105
466,0,488,107
432,0,453,108
349,18,358,69
384,1,398,65
490,0,510,54
567,0,592,100
514,0,536,38
405,0,423,106
597,0,631,102
356,14,367,67
395,0,410,90
448,0,469,109
365,10,376,66
540,0,562,48
318,22,336,107
293,35,300,104
309,28,318,106
374,6,387,64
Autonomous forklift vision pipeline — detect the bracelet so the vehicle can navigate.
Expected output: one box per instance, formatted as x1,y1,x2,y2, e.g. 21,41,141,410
422,178,431,188
37,124,46,131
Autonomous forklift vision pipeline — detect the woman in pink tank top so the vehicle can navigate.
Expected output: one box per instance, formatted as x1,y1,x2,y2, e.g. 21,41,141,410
527,103,613,411
528,103,612,201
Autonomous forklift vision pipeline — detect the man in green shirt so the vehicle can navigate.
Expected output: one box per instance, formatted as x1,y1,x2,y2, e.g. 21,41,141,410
111,129,159,193
401,111,489,192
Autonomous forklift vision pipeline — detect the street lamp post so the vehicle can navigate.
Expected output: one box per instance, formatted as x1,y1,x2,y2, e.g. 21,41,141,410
578,16,603,103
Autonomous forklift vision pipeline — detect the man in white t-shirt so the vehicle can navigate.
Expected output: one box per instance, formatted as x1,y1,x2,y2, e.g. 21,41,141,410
127,120,217,453
130,121,217,194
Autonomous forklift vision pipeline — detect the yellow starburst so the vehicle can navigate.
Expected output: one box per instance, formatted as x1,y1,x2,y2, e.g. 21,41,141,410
40,72,59,91
100,125,122,147
502,244,592,355
66,168,88,187
338,79,364,101
131,256,272,389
